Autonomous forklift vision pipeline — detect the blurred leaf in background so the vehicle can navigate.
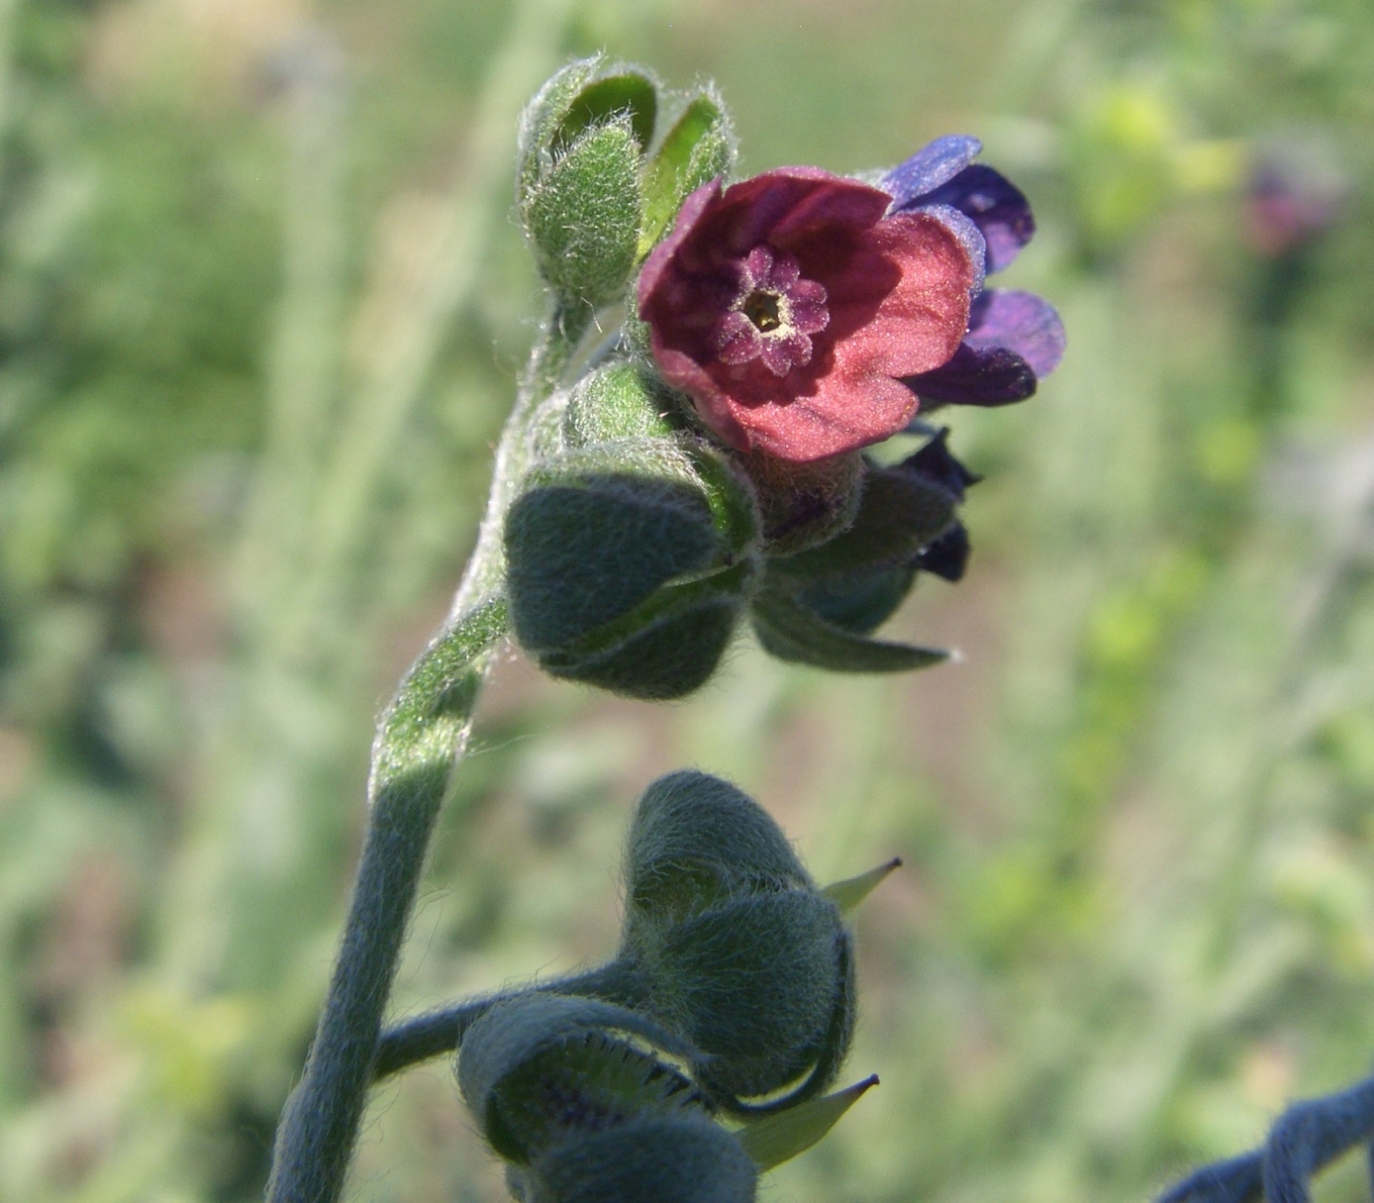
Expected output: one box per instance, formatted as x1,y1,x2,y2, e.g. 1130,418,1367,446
0,0,1371,1201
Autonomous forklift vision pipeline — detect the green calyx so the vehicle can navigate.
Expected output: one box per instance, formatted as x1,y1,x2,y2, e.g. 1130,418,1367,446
524,120,644,309
619,771,855,1108
638,88,737,257
744,449,867,556
457,994,706,1167
737,453,963,670
503,435,760,699
515,58,740,312
518,1115,758,1203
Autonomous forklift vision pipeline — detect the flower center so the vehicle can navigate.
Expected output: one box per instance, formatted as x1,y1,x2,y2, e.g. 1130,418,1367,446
710,244,830,379
742,290,783,333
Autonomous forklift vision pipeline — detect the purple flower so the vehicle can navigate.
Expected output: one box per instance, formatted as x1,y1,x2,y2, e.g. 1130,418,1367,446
881,136,1065,409
637,168,979,462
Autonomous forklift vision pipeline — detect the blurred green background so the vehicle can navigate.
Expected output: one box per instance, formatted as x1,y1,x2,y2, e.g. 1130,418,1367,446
0,0,1372,1200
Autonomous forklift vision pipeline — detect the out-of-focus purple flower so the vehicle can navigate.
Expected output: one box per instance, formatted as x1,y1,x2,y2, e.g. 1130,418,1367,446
881,136,1065,410
1245,139,1346,259
637,168,979,462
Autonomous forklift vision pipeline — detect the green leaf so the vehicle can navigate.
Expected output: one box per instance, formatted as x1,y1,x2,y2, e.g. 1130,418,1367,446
751,589,949,673
457,994,701,1164
563,360,680,447
537,562,752,700
506,447,723,651
772,463,956,579
820,858,902,915
640,90,736,254
794,563,917,635
555,71,658,154
737,1075,879,1171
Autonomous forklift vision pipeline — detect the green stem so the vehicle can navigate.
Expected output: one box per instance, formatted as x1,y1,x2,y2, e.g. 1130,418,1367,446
264,305,586,1203
371,960,649,1081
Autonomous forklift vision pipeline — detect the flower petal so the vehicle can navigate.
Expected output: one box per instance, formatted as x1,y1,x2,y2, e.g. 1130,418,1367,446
824,210,974,379
880,135,983,208
966,289,1065,378
902,342,1037,407
916,165,1034,273
714,311,763,365
916,523,971,582
916,203,986,297
728,372,920,462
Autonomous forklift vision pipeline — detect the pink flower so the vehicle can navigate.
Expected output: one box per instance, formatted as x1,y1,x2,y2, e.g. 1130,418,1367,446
637,168,977,462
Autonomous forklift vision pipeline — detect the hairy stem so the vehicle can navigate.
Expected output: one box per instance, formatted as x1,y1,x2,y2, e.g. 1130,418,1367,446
264,297,589,1203
371,960,649,1081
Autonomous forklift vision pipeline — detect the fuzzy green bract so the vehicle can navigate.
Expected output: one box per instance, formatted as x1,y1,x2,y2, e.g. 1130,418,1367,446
617,771,855,1109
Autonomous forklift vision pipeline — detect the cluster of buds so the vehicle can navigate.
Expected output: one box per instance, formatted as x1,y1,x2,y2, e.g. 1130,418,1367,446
449,58,1063,1201
503,58,1063,699
455,771,888,1203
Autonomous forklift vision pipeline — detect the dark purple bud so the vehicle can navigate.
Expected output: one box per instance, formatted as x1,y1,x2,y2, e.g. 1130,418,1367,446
897,428,980,502
915,164,1035,273
915,522,970,582
880,135,982,208
965,289,1065,378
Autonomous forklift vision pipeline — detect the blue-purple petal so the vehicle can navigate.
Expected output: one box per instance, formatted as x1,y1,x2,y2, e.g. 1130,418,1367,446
881,135,982,209
916,203,986,297
966,289,1065,378
902,342,1037,407
918,165,1035,274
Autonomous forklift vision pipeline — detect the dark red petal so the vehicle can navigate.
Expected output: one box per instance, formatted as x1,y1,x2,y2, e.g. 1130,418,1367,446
827,210,975,379
730,372,920,461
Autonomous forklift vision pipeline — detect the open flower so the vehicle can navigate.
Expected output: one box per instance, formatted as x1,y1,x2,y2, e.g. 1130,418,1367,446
882,136,1065,407
637,168,978,462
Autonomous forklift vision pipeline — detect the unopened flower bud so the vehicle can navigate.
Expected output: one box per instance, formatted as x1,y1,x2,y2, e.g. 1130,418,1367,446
517,1116,757,1203
504,439,759,699
457,994,704,1166
620,771,853,1106
516,59,659,308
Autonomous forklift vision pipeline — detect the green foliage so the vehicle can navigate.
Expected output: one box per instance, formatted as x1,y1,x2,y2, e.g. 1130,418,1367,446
457,994,703,1164
518,1115,757,1203
0,0,1372,1201
639,89,736,255
751,588,949,673
504,438,760,697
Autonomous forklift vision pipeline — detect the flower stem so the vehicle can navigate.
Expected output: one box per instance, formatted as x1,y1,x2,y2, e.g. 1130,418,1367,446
371,960,649,1081
264,301,589,1203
